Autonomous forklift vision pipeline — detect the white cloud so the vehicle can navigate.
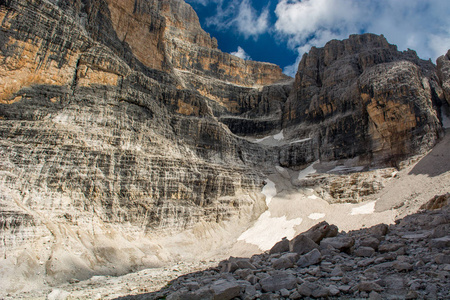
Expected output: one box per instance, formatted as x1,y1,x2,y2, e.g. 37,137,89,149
231,46,252,60
203,0,269,39
275,0,450,75
234,0,269,39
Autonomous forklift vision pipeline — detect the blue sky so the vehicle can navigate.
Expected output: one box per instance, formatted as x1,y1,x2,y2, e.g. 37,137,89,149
185,0,450,77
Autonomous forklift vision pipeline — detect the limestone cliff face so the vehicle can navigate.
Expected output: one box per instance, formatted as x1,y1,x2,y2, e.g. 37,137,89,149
0,0,278,289
284,34,443,164
0,0,448,293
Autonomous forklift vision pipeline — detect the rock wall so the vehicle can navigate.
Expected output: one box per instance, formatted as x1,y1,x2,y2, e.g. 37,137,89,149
0,0,282,290
284,34,443,165
437,50,450,106
0,0,448,294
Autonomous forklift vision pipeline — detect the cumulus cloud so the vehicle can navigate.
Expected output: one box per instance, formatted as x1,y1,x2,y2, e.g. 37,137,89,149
231,46,252,60
199,0,269,39
234,0,270,39
275,0,450,75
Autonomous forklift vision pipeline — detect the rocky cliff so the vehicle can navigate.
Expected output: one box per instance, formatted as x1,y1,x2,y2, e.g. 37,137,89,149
283,34,444,165
0,0,448,295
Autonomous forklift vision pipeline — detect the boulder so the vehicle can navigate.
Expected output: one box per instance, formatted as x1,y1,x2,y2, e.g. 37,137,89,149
289,235,319,255
210,280,241,300
269,238,290,254
321,236,355,252
296,249,322,268
259,272,297,292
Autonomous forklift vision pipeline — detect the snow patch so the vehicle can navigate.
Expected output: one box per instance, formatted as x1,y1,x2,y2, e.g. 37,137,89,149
254,136,270,143
308,195,320,200
289,137,312,144
237,211,302,251
308,213,325,220
273,130,284,141
298,160,318,180
351,201,376,215
262,179,276,206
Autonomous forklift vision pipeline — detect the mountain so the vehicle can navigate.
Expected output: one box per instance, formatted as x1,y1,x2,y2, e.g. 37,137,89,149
0,0,448,295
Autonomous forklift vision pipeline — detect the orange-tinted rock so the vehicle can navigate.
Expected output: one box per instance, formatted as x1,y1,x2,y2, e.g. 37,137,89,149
285,34,443,165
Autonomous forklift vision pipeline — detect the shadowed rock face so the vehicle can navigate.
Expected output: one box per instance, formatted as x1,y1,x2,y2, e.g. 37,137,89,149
437,50,450,106
0,0,448,293
284,34,444,165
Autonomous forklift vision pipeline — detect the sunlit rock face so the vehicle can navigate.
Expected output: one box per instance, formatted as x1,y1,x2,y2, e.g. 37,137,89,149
284,34,443,165
0,0,447,294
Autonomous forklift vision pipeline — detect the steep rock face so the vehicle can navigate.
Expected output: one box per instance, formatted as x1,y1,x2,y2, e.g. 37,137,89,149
55,0,288,106
284,34,443,164
0,0,284,289
437,50,450,106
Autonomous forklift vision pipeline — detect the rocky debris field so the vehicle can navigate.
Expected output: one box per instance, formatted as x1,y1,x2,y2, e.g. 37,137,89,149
123,195,450,300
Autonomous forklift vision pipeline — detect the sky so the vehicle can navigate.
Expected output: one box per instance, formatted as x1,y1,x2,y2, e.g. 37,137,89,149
185,0,450,77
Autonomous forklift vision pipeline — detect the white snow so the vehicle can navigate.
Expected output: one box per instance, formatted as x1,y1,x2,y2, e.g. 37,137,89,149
297,161,318,180
261,179,276,206
308,195,320,200
308,213,325,220
237,211,302,251
351,201,376,215
273,130,284,141
254,136,270,143
289,138,312,144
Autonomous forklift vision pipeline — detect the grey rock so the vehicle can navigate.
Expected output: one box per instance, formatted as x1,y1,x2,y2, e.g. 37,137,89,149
360,237,381,250
296,249,322,268
328,285,340,296
311,286,329,298
259,294,280,300
280,252,299,263
302,221,337,244
245,275,258,285
368,224,389,237
244,285,257,297
297,282,316,297
321,236,355,252
368,291,383,300
236,260,257,270
235,269,253,280
289,235,319,255
393,262,413,272
434,254,450,264
429,236,450,248
289,291,302,299
357,281,384,292
330,266,344,277
210,280,241,300
379,243,404,253
259,272,297,292
272,258,294,270
167,287,213,300
269,238,290,254
354,246,375,257
279,288,290,297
